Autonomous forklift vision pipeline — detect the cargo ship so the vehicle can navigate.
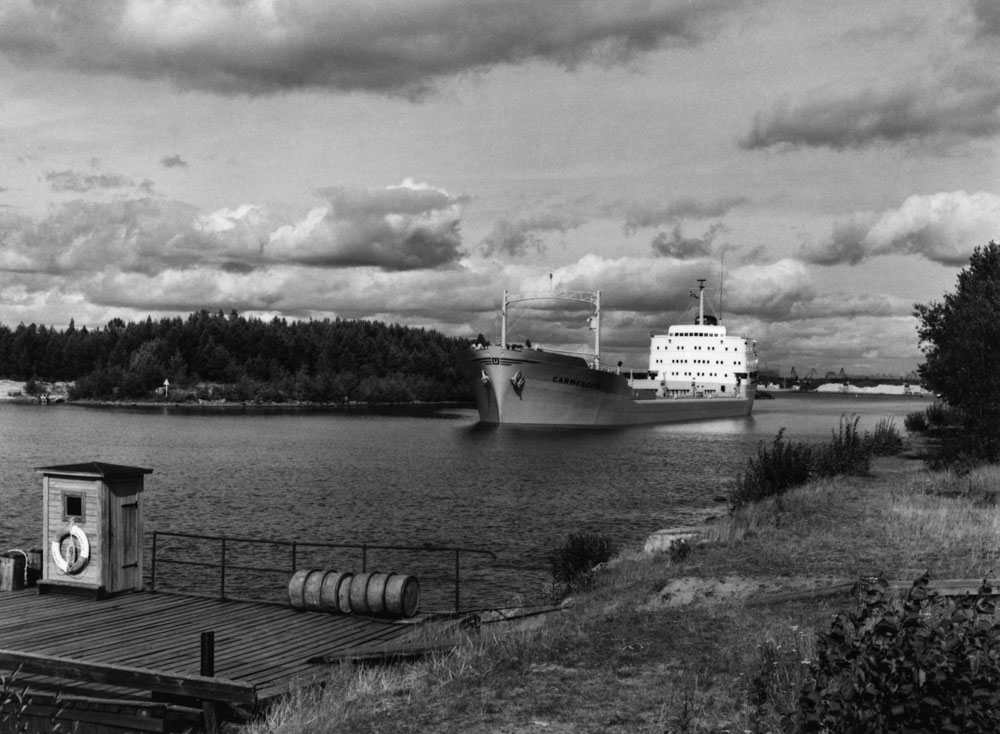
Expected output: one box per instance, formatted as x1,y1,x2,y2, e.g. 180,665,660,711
458,280,758,426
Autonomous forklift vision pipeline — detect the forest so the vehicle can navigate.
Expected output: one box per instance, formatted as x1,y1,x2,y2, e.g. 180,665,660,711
0,311,474,404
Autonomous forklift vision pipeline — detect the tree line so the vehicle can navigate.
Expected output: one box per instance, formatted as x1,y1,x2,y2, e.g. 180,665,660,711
0,311,474,403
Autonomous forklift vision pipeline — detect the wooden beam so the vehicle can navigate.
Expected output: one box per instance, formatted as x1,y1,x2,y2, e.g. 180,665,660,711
0,649,257,705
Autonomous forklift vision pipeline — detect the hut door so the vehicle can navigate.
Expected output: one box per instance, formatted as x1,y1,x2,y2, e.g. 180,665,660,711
109,480,142,591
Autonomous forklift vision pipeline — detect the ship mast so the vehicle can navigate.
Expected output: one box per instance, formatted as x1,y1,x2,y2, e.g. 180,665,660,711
501,289,601,366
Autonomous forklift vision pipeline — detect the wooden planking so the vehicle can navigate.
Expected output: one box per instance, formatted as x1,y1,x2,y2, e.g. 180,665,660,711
0,650,257,704
0,589,439,704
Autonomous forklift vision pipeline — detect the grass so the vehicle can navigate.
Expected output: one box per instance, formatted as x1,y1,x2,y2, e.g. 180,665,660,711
242,452,1000,734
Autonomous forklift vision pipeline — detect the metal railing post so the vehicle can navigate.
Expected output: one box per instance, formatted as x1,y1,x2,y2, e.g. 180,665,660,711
361,544,367,572
291,540,297,572
150,531,157,593
454,550,460,613
220,536,227,600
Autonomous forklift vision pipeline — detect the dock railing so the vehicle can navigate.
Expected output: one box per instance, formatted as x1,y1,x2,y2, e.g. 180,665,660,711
150,530,497,613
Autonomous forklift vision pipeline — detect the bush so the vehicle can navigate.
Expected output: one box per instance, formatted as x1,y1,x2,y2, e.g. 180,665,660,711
903,410,927,432
813,415,870,477
798,573,1000,733
864,417,904,456
549,532,615,597
730,427,814,508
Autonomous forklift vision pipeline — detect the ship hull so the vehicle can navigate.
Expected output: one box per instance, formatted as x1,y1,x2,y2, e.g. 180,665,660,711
459,346,755,427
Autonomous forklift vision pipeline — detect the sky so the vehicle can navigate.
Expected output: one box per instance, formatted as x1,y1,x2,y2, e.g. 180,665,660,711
0,0,998,378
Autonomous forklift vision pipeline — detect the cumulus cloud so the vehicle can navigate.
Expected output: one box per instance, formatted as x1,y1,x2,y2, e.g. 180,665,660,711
274,180,467,270
0,180,468,278
0,0,739,96
801,191,1000,266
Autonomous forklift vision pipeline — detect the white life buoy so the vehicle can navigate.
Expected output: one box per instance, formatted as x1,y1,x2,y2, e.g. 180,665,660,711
51,523,90,575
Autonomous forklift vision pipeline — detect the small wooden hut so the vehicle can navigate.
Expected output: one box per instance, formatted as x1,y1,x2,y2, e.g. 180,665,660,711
36,462,152,597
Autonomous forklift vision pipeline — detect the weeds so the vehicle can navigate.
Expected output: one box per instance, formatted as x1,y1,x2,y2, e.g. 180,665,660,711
730,416,903,509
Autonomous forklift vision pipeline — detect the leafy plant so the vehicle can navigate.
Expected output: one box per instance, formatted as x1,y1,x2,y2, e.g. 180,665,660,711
730,427,814,508
798,573,1000,733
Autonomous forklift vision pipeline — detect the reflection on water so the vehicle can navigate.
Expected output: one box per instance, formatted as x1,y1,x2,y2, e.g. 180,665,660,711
0,393,928,608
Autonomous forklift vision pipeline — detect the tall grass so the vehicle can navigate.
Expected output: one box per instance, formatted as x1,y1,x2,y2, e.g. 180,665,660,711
730,415,902,509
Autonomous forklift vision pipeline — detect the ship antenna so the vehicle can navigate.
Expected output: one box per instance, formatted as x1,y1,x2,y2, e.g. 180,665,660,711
697,279,706,325
719,253,724,322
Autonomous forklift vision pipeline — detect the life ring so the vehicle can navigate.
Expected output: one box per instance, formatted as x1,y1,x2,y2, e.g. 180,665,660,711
51,523,90,575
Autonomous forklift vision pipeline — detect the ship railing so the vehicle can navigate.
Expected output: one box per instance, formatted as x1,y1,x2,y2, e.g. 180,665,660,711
149,530,497,613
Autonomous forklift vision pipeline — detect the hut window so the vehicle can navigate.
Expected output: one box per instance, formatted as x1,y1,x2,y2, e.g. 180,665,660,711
62,492,85,522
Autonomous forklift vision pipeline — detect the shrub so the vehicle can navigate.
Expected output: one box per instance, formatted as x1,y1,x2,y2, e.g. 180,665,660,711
863,417,903,456
549,532,615,597
903,410,927,432
924,400,959,429
813,415,870,477
798,573,1000,733
730,427,814,508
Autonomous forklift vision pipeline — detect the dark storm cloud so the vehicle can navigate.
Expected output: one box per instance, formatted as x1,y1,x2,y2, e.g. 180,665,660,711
0,0,739,96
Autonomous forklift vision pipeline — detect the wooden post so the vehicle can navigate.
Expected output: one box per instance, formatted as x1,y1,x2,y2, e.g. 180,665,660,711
200,631,215,677
201,630,217,733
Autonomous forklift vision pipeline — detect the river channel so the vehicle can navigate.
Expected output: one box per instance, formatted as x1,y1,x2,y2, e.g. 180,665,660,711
0,392,929,609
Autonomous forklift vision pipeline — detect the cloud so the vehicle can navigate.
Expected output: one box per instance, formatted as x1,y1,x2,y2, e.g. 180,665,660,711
0,180,468,278
45,170,137,193
741,80,1000,151
160,154,188,169
973,0,1000,38
650,223,726,259
0,0,739,96
274,180,467,270
801,190,1000,266
480,210,584,258
617,196,746,234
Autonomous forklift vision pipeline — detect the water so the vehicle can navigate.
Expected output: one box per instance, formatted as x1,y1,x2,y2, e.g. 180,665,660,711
0,393,928,608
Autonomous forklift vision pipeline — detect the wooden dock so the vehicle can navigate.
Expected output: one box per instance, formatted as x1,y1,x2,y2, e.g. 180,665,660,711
0,588,455,732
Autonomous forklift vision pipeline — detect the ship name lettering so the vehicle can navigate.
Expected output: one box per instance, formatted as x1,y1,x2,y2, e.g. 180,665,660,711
552,375,600,390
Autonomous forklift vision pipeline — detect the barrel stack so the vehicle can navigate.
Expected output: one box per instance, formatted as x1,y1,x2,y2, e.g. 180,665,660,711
288,569,420,619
